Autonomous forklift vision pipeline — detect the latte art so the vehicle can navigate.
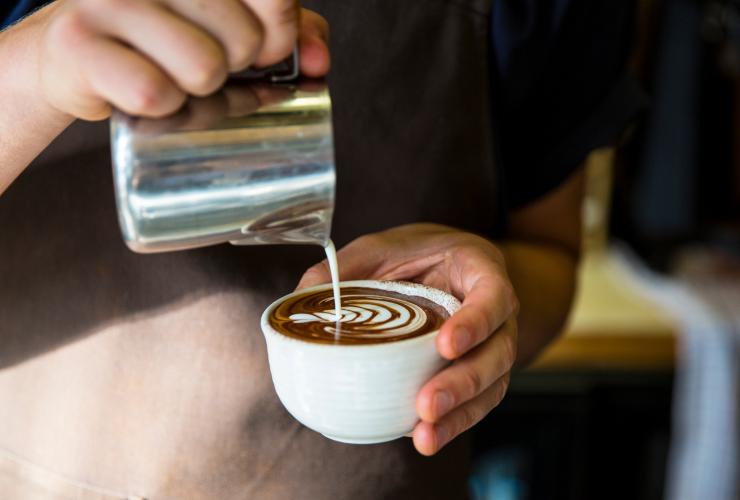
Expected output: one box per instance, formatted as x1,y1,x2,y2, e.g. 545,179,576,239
289,294,428,338
270,286,449,344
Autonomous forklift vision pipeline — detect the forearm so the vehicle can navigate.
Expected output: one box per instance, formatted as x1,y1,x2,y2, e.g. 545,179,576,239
500,240,578,366
0,5,73,195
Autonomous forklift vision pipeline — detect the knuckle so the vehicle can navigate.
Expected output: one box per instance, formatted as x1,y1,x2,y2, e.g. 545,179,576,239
149,91,186,118
501,329,518,366
274,0,300,26
129,76,171,114
457,406,479,434
497,375,511,402
504,282,520,316
460,365,482,399
128,90,158,115
226,14,264,71
81,102,113,121
487,243,506,263
493,376,509,406
257,0,298,64
258,43,294,67
307,263,328,279
471,306,491,340
48,9,88,46
485,275,519,320
186,57,227,96
227,35,261,71
450,244,479,264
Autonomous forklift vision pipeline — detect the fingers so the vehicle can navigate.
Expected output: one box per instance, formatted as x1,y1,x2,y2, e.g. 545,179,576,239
298,9,330,77
85,0,228,97
416,320,517,423
245,0,300,66
436,252,519,360
162,0,263,72
41,0,326,121
82,37,186,118
413,372,511,456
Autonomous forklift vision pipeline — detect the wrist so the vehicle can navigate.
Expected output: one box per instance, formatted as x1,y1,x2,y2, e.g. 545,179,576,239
2,4,75,128
0,6,75,193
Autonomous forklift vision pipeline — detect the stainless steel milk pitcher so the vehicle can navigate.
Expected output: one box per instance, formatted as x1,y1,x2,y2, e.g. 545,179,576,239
110,79,335,253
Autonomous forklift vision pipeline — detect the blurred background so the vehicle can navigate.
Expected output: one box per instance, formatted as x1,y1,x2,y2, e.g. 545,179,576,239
471,0,740,498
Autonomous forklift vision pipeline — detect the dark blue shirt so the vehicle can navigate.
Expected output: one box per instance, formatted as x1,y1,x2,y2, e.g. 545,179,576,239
1,0,38,28
491,0,645,208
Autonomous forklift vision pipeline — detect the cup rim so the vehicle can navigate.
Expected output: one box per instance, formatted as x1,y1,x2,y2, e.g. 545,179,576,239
260,280,461,349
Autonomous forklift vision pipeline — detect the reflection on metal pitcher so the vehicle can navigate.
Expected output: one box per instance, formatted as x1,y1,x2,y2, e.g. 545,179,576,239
110,81,335,253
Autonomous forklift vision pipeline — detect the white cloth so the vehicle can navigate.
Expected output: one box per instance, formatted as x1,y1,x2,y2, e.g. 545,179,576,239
610,245,740,500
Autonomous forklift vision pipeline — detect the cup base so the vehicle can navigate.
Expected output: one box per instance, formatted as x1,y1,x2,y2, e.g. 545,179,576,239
321,431,409,445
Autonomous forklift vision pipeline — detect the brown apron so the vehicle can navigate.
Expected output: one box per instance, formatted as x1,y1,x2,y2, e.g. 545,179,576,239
0,0,495,498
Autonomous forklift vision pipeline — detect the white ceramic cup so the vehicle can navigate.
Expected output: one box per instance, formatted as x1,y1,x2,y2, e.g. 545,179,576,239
260,280,461,444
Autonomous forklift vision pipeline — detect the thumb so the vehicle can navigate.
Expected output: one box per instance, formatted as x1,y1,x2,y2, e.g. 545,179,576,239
298,9,330,77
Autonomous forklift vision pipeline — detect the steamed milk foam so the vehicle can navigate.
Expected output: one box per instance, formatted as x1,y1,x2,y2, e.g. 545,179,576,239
269,281,450,345
281,240,450,344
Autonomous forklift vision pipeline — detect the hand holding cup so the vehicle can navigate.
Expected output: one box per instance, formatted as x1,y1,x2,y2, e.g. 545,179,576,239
298,223,520,455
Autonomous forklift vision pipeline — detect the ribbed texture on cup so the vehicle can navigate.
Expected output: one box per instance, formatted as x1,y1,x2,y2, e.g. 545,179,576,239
264,331,447,443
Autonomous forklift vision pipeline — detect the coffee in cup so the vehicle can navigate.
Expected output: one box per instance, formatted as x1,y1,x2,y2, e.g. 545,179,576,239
261,280,460,444
268,285,450,344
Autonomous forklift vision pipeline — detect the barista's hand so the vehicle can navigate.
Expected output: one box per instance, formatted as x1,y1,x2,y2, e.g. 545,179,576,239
297,223,519,456
34,0,329,120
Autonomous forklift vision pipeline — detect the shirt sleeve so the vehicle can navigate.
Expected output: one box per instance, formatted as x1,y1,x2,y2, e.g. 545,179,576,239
490,0,648,209
2,0,45,29
1,2,23,28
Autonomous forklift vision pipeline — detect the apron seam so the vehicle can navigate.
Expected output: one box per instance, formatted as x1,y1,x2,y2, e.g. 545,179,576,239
0,447,146,500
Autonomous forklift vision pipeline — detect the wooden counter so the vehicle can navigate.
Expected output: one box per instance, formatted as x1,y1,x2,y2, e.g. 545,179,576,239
528,251,677,372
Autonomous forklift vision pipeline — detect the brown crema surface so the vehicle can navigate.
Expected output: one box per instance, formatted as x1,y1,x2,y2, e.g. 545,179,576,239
269,287,449,344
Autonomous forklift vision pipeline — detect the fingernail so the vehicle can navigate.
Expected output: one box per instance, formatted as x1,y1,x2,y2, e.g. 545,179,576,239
435,425,450,450
433,391,453,418
453,327,472,354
